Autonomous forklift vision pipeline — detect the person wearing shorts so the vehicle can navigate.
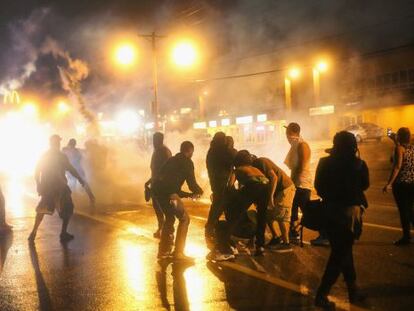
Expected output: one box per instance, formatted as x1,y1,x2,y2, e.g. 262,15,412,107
252,155,295,251
28,135,93,243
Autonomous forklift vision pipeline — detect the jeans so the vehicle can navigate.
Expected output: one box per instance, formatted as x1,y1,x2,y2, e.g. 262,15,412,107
152,195,165,231
291,187,311,223
156,194,190,255
205,190,226,236
392,182,414,239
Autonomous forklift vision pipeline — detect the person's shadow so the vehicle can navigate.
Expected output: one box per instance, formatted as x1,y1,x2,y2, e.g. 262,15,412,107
29,243,53,311
0,232,13,274
156,259,192,311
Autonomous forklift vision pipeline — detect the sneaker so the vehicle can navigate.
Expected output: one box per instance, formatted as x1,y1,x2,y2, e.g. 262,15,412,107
315,295,335,310
310,236,330,246
60,232,74,242
254,247,265,256
266,237,282,249
172,253,195,264
289,230,300,240
269,243,293,253
207,251,235,262
393,237,410,246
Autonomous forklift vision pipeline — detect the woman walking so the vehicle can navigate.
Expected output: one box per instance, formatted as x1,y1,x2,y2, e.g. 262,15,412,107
314,131,369,308
383,127,414,246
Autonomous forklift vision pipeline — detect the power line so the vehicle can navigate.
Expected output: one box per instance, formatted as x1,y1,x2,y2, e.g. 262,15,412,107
213,13,414,66
192,42,414,83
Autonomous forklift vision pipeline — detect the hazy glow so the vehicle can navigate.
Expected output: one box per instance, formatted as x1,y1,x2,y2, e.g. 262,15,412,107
236,115,253,125
316,61,328,72
208,120,217,128
115,43,137,66
0,112,49,178
57,101,70,114
21,102,38,117
221,118,230,126
288,68,301,79
119,239,148,305
116,110,140,135
172,41,197,67
193,122,207,129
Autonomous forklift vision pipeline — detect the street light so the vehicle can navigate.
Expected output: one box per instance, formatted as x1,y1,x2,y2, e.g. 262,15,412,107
285,67,301,112
114,43,137,67
313,60,329,106
172,41,197,68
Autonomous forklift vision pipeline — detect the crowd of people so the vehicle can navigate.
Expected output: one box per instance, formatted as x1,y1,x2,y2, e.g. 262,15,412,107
145,123,414,309
0,121,412,309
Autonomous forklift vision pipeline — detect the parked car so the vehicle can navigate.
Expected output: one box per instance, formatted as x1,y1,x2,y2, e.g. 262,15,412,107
345,123,384,143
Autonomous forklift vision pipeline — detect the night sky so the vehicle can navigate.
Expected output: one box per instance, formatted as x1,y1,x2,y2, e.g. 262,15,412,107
1,0,414,113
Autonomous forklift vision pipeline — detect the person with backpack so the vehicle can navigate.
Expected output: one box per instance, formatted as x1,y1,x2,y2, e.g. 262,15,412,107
314,131,369,308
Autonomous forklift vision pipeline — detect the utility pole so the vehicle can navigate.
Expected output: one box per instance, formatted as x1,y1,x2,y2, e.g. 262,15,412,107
139,32,167,131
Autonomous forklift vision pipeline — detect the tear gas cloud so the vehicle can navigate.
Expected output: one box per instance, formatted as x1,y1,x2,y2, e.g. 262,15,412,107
1,1,414,208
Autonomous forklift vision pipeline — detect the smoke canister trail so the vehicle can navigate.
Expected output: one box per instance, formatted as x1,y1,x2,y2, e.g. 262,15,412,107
58,66,100,136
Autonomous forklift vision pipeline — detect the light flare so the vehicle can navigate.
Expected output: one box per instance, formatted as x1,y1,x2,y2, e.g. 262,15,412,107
0,111,50,178
172,41,197,68
114,43,137,66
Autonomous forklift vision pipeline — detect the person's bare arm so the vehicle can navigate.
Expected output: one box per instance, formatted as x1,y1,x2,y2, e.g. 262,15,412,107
383,146,404,192
227,170,236,188
268,170,278,208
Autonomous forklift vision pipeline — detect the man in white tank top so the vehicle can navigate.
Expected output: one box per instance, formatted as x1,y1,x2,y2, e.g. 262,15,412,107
284,123,329,244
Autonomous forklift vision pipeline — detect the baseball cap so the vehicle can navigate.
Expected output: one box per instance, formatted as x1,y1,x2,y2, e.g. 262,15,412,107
284,122,301,133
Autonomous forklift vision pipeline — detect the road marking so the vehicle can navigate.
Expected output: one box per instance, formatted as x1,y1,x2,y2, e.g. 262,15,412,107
219,260,368,311
364,222,414,233
77,210,369,311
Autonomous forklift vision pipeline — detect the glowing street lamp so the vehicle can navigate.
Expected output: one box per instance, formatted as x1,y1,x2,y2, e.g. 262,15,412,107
285,67,301,112
172,41,197,68
114,43,137,67
313,60,329,106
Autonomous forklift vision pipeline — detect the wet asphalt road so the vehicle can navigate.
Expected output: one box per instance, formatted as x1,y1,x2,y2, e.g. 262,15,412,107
1,139,414,311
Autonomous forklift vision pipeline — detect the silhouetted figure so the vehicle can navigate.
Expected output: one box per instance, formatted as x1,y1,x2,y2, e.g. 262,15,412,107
28,135,93,243
314,131,369,309
63,138,86,190
205,132,234,246
152,141,203,263
0,187,12,234
145,132,172,238
383,127,414,245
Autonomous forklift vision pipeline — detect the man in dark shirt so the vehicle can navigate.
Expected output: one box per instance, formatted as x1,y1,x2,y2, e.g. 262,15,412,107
205,132,234,246
28,135,93,243
152,141,203,262
145,132,172,238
